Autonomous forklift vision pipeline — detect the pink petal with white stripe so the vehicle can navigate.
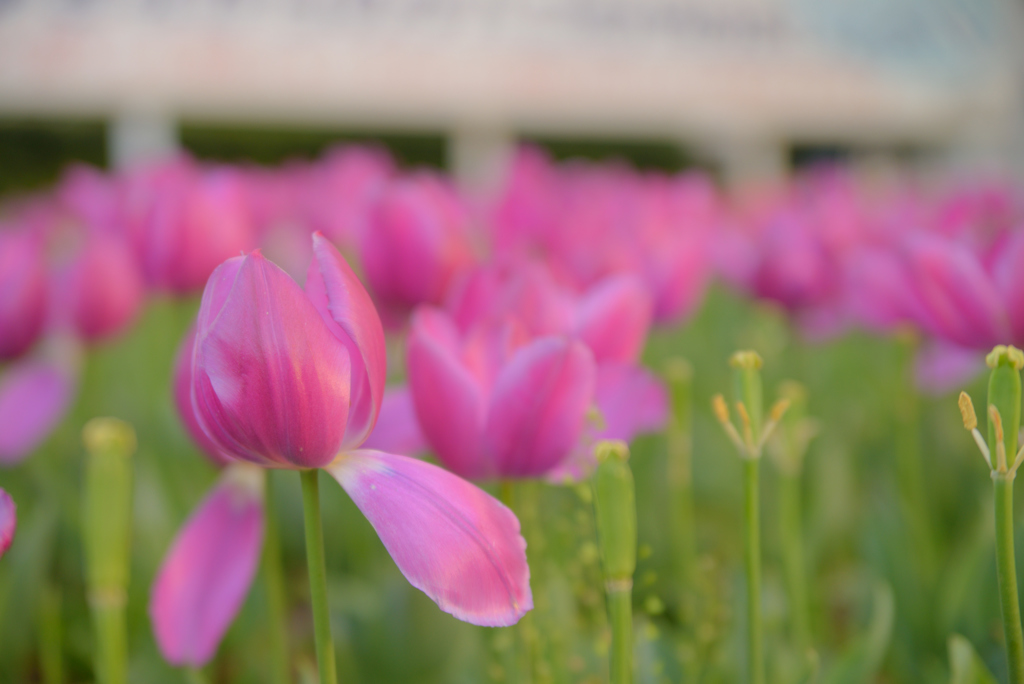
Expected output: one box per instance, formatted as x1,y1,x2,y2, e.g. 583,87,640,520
327,449,532,626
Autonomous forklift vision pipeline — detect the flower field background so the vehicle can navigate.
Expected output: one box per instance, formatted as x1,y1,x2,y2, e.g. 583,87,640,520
0,129,1018,684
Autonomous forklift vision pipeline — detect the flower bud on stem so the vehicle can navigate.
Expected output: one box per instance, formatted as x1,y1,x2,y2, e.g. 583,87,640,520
82,418,136,684
713,350,782,684
960,345,1024,684
593,440,636,684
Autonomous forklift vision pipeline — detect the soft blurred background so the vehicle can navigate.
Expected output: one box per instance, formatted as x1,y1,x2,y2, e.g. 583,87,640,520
2,1,1024,683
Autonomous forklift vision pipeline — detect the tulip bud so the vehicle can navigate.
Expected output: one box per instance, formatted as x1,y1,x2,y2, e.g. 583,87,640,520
0,230,48,360
0,487,15,559
82,417,135,684
593,440,637,582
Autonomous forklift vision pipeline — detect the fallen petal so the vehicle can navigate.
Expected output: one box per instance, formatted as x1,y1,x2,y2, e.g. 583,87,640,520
327,450,532,627
150,465,265,667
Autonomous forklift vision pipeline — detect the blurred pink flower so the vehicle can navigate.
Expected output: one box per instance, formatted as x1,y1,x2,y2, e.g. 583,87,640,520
0,487,14,559
129,160,256,294
0,356,76,465
361,172,477,325
53,232,145,342
447,261,652,365
0,228,48,360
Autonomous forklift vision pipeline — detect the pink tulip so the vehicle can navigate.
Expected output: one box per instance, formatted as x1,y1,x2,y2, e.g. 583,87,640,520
191,234,385,469
407,306,597,479
132,161,256,294
0,357,75,465
182,233,532,629
303,145,393,246
151,464,265,667
361,173,476,324
0,229,48,360
0,487,14,558
54,233,145,342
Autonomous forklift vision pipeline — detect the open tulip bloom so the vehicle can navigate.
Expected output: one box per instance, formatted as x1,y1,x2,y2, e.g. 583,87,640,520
152,233,531,673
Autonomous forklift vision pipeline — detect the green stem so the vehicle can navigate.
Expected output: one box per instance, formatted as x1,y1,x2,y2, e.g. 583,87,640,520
264,473,292,684
38,583,63,684
91,599,127,684
994,473,1024,684
665,359,696,602
743,458,764,684
608,588,633,684
299,469,337,684
185,666,208,684
896,337,937,581
778,470,810,650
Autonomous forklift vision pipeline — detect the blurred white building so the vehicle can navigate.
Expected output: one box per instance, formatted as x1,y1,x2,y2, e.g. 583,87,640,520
0,0,1020,184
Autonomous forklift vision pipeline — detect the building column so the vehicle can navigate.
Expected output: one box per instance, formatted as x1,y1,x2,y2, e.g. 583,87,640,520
448,124,516,202
108,110,180,170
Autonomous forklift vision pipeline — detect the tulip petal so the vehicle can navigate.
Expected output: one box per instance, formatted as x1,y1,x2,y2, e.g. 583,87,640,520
906,237,1008,348
545,362,667,483
150,465,265,667
307,233,388,449
0,487,15,558
326,449,532,626
485,337,596,477
173,327,231,466
407,309,486,478
574,275,652,364
361,386,429,457
593,363,668,441
193,252,352,469
0,359,75,465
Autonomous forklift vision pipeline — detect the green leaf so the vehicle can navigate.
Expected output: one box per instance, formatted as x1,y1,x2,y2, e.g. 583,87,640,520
948,634,997,684
822,582,895,684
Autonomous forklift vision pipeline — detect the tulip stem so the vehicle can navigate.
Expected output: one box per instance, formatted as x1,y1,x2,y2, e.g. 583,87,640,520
185,666,208,684
994,472,1024,683
743,458,764,684
300,469,337,684
608,587,633,684
778,468,810,650
665,359,696,613
38,583,63,684
264,473,292,684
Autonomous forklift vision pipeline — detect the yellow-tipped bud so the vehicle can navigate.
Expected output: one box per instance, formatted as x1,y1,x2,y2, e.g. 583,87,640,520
711,394,730,425
769,398,791,423
958,392,978,431
987,345,1024,371
729,350,763,371
83,418,137,458
595,439,630,463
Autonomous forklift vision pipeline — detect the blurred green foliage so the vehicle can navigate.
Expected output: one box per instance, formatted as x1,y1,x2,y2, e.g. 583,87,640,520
0,284,1012,683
